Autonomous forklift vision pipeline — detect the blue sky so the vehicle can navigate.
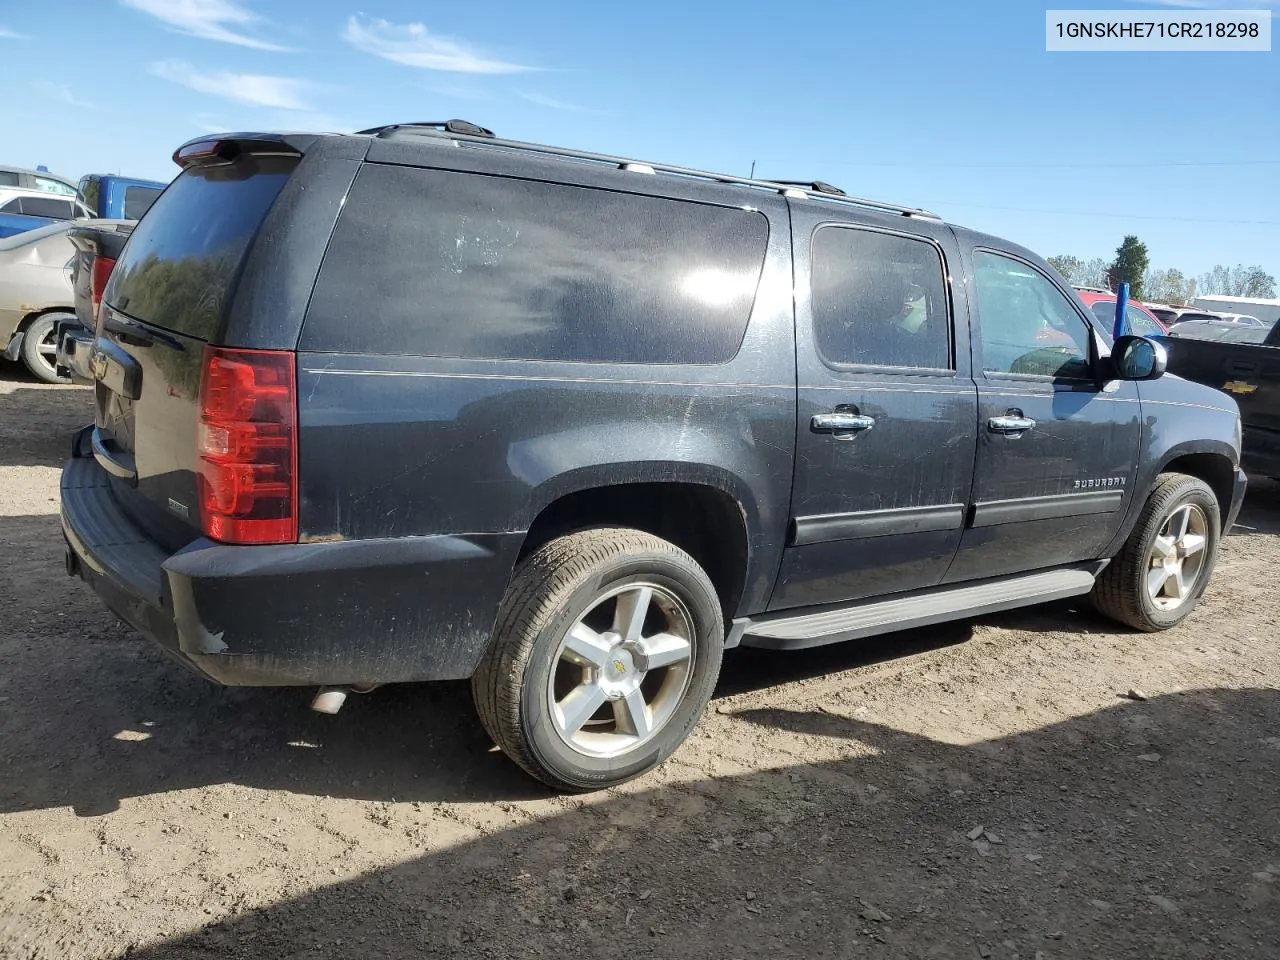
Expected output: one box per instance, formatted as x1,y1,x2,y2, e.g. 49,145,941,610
1,0,1275,276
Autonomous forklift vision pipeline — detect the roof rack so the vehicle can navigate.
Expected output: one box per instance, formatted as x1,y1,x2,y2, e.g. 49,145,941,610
358,121,939,220
356,119,496,139
771,179,847,197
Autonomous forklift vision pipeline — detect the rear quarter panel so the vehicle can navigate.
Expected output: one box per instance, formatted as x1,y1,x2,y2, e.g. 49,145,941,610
294,184,798,622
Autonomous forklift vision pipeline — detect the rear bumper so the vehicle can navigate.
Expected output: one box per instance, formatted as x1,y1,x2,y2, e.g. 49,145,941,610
61,447,520,686
55,318,94,383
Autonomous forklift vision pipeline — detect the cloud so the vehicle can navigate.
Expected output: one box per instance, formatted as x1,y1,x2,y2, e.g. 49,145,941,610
32,81,94,109
343,15,536,74
517,91,605,115
151,60,317,110
0,26,26,39
120,0,290,51
422,82,491,101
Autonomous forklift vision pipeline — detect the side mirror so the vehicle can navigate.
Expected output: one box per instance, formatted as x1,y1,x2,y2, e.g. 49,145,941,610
1112,335,1167,381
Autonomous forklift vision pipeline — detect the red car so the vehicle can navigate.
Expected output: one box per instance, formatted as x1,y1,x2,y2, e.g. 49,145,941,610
1076,290,1168,338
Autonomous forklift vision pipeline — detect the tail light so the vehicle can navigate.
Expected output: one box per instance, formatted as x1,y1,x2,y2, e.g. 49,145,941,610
197,346,297,545
91,256,115,322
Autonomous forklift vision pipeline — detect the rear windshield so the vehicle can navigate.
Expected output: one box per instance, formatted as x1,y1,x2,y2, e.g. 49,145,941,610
106,157,295,339
124,185,163,220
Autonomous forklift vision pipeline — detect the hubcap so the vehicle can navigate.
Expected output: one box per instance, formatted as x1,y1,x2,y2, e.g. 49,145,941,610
547,582,695,759
36,328,58,376
1147,503,1209,611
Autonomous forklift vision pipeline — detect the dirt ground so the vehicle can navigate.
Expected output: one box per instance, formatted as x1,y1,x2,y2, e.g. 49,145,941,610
0,363,1276,960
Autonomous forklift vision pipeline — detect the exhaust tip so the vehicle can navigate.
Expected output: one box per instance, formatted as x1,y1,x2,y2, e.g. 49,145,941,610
310,688,348,715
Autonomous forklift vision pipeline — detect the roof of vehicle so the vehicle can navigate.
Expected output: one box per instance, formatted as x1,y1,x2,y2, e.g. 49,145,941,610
0,165,76,188
0,186,73,202
1192,294,1280,307
79,173,169,189
177,123,943,223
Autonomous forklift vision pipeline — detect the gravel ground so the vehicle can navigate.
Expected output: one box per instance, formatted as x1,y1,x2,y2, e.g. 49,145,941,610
0,365,1276,960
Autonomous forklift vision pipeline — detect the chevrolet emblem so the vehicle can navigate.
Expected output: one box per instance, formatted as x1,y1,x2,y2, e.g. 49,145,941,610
1223,380,1258,395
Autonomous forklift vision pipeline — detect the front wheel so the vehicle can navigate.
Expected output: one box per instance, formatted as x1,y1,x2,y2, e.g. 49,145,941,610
472,528,724,791
1091,472,1221,631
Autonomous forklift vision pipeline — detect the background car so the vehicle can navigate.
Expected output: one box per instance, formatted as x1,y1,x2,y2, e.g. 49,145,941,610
0,164,77,195
1075,290,1168,339
1214,312,1267,327
0,221,77,382
0,188,93,239
1167,307,1223,326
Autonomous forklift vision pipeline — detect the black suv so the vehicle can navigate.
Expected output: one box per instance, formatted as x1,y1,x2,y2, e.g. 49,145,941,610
62,122,1246,791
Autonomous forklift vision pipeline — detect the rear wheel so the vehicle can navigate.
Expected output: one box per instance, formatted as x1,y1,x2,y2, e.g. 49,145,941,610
1091,472,1220,631
472,528,724,791
20,314,72,384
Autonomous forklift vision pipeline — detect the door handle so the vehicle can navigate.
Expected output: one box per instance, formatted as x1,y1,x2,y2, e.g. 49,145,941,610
988,414,1037,434
811,412,876,435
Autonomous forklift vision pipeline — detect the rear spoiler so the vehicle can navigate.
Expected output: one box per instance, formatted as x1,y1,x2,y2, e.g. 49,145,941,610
172,133,319,169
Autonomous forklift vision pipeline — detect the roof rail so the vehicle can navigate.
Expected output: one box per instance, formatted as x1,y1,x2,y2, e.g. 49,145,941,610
356,119,496,139
771,179,847,197
356,123,938,219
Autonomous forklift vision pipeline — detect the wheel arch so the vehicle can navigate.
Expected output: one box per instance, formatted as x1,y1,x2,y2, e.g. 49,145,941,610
518,473,756,623
1102,439,1240,558
3,307,76,362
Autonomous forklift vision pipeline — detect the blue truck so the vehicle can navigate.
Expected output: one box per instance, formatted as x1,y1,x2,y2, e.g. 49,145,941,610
0,173,166,238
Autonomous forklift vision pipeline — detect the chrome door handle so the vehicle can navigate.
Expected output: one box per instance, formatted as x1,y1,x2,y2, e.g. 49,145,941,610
988,415,1037,434
811,412,876,434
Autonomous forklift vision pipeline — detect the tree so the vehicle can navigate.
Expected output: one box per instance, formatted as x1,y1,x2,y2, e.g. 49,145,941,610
1143,267,1188,304
1108,235,1149,298
1199,264,1278,298
1047,255,1082,282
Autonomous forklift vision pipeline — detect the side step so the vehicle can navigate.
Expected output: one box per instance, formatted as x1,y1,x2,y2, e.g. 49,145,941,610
739,564,1104,651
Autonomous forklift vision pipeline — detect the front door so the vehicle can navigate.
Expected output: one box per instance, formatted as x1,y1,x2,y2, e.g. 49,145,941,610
945,248,1142,582
771,214,977,611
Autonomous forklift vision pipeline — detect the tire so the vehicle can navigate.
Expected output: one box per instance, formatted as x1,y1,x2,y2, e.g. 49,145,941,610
20,313,72,384
1091,472,1221,631
472,527,724,792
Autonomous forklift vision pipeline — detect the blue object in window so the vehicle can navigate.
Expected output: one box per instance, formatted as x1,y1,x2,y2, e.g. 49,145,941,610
1114,282,1129,338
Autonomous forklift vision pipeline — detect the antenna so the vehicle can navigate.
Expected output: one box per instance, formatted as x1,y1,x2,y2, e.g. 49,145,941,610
749,160,755,179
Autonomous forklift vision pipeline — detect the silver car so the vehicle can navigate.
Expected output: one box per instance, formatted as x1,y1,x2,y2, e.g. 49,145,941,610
0,222,77,382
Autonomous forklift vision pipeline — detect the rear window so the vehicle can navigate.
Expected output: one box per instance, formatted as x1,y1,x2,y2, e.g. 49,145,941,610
106,158,295,339
19,195,76,219
124,185,162,220
302,165,770,364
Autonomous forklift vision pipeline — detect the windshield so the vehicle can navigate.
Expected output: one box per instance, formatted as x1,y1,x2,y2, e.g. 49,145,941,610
1087,300,1165,338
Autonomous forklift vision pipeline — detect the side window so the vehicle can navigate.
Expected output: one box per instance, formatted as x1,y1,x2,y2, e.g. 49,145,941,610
19,196,75,219
810,226,951,370
303,166,770,364
123,186,162,220
973,251,1093,380
34,176,76,196
0,172,19,187
0,198,21,213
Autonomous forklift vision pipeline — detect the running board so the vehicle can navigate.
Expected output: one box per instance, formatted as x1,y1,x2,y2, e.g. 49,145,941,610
739,564,1105,651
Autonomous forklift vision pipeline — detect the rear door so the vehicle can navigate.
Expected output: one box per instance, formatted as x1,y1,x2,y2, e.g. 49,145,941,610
772,209,977,611
91,154,300,549
944,248,1142,582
